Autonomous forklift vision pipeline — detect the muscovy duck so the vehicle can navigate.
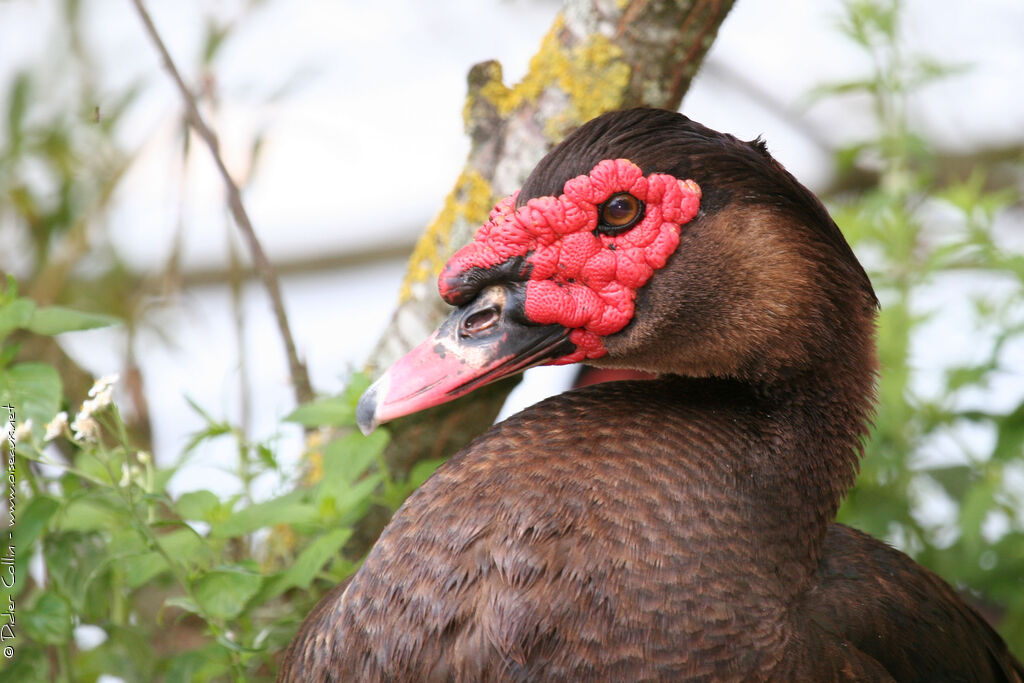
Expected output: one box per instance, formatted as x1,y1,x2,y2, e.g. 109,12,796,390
280,108,1024,682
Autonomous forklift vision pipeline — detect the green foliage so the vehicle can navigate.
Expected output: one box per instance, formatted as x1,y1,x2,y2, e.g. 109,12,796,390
4,339,395,680
827,0,1024,658
0,277,119,438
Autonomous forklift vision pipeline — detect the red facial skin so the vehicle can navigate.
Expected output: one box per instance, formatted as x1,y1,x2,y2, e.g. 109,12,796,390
356,159,701,433
440,159,702,363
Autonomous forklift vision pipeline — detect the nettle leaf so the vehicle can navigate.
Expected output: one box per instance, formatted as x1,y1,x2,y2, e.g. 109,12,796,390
27,305,120,335
44,533,109,614
192,566,263,620
22,591,73,645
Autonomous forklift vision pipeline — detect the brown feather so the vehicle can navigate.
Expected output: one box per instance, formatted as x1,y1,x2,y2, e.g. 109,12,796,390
279,109,1023,682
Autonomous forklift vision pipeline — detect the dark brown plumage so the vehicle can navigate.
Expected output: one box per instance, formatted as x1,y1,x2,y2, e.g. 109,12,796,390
280,109,1023,681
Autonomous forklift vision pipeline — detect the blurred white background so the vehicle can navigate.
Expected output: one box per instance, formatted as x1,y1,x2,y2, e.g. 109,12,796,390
1,0,1022,498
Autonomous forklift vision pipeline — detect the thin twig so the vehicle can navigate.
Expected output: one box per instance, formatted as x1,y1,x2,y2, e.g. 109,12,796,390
130,0,314,404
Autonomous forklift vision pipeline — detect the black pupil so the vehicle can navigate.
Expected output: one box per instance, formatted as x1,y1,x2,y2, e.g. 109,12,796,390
604,195,637,226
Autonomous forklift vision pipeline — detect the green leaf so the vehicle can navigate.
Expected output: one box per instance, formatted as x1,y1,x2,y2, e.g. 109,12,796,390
322,429,389,487
164,595,201,616
279,528,352,592
13,495,59,551
255,443,277,469
0,297,35,340
407,457,445,489
991,402,1024,463
285,373,372,427
192,566,262,620
176,489,225,522
117,526,212,588
122,550,171,589
0,362,62,432
209,491,318,538
44,533,109,614
22,592,73,645
201,19,231,65
5,71,29,157
27,305,120,335
61,494,128,532
285,395,355,427
164,645,232,683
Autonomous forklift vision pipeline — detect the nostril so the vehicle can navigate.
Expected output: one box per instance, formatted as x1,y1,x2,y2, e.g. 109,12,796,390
461,308,499,337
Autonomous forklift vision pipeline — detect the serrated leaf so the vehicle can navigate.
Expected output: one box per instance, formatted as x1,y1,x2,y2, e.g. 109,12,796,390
192,567,262,620
27,305,120,335
44,532,110,613
22,592,73,645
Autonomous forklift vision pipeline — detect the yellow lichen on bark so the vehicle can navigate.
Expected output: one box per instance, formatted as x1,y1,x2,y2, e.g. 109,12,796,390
468,15,631,137
398,168,495,303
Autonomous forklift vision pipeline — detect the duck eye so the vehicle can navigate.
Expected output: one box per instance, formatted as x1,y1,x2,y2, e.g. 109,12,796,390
596,193,644,235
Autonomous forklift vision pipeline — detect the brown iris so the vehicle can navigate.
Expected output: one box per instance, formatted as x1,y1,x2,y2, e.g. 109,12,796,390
596,193,644,236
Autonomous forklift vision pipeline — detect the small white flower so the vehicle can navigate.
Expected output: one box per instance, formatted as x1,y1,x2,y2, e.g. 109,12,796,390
119,463,131,487
76,375,118,421
89,385,114,412
70,412,100,443
13,419,33,441
44,412,68,442
136,451,151,465
88,373,120,398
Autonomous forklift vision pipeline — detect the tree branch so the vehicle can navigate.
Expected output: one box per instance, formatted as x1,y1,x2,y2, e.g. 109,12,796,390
129,0,313,404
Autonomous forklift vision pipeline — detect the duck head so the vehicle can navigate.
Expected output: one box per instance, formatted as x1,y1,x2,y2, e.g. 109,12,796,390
357,108,877,434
